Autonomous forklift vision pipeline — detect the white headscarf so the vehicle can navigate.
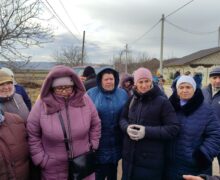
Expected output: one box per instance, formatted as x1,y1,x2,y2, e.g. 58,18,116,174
176,75,196,91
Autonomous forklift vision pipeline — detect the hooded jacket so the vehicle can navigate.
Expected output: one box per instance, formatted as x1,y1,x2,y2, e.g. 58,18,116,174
87,68,128,164
27,65,101,180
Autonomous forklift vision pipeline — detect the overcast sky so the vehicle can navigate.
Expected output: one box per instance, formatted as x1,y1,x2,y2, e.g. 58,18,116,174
27,0,220,64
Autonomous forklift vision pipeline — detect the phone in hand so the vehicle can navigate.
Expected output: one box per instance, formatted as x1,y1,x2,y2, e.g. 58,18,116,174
132,126,140,130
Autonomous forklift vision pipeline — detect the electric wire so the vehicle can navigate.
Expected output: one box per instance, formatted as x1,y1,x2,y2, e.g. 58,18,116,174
58,0,81,37
165,19,218,35
165,0,195,18
130,0,196,45
42,0,80,42
131,19,161,44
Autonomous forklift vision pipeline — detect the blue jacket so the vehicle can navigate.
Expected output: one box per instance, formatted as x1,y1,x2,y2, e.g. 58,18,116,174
202,84,220,119
87,68,128,164
15,84,32,111
166,89,220,180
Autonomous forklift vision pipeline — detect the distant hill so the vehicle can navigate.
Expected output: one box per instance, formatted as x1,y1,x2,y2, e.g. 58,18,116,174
0,61,112,71
0,61,57,71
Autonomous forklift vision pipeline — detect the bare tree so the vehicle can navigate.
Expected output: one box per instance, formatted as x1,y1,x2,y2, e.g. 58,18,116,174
0,0,53,68
53,45,86,67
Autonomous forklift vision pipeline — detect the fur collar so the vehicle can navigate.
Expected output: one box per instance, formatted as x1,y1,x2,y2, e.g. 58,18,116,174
169,88,204,116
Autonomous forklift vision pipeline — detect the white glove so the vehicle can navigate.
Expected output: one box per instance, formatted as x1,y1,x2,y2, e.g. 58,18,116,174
127,125,139,141
135,125,145,140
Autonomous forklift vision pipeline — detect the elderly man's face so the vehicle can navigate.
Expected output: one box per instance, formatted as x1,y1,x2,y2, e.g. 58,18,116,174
210,76,220,88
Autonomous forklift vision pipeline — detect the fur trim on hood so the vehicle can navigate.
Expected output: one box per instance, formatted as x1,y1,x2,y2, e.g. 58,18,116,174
40,65,86,114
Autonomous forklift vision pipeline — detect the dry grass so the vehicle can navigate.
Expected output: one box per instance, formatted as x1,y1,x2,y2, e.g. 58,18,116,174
15,70,46,104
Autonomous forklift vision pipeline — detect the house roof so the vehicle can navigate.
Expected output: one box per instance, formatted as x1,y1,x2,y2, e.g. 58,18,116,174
164,47,220,67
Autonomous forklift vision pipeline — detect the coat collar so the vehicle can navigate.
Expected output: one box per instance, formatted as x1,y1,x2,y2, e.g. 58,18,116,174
169,88,204,116
133,84,162,101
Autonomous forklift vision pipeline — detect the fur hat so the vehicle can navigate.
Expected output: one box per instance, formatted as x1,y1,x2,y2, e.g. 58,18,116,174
133,67,153,85
0,69,13,85
176,75,196,90
52,76,74,87
209,66,220,77
82,66,96,77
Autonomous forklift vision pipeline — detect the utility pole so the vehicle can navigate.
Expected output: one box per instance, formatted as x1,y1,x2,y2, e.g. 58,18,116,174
125,44,128,73
81,30,85,66
218,26,220,47
160,14,165,75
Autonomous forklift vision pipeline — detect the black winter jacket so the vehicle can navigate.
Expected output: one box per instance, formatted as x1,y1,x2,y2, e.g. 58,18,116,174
119,85,179,180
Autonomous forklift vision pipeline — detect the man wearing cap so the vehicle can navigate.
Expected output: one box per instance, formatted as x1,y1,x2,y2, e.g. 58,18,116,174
82,66,97,91
202,66,220,166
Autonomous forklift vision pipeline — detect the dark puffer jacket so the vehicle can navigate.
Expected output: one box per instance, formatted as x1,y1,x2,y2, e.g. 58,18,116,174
202,84,220,122
202,85,220,164
166,89,220,180
119,85,179,180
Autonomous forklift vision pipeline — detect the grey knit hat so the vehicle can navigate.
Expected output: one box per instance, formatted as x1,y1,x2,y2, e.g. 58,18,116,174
209,66,220,77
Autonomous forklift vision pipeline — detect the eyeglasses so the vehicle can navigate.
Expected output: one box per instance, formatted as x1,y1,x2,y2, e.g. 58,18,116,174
53,85,73,92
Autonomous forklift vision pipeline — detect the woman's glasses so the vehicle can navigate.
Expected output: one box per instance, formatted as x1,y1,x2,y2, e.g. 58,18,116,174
53,85,73,92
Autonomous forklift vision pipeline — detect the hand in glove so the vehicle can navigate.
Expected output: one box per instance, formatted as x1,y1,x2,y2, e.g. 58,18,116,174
127,124,145,141
135,125,145,140
127,125,139,141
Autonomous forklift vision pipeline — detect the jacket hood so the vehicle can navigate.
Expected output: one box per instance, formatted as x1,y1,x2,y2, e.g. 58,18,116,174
119,73,134,88
40,65,86,114
169,88,204,116
96,68,119,93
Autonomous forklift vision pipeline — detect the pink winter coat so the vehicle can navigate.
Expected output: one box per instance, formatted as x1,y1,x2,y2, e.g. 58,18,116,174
27,65,101,180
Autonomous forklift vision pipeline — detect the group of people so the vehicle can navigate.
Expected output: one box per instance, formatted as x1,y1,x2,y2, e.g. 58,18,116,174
1,64,220,180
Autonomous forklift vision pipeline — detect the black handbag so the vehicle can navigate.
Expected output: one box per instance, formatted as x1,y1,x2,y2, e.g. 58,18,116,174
58,112,96,180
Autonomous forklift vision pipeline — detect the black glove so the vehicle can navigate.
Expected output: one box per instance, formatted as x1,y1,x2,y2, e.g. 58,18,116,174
193,149,211,170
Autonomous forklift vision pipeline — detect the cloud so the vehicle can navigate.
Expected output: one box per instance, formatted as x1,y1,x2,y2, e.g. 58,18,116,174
24,0,220,64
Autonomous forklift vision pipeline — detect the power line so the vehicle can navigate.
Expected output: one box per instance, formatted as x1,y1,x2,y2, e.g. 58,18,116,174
58,0,81,37
131,19,161,44
165,0,195,18
42,0,80,42
165,19,218,35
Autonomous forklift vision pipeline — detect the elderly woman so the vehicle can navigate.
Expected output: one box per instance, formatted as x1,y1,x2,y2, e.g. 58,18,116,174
119,67,179,180
166,75,220,180
88,68,128,180
27,65,101,180
0,69,29,121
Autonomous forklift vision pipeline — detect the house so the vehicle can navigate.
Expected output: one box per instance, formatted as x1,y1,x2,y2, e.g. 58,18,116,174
163,47,220,85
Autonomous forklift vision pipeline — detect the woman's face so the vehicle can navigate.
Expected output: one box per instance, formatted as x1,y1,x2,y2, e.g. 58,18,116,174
136,78,152,94
0,82,14,97
177,83,195,100
101,73,115,91
53,85,73,98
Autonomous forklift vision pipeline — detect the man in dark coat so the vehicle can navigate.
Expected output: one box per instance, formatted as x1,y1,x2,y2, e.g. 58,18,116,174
82,66,97,91
202,66,220,166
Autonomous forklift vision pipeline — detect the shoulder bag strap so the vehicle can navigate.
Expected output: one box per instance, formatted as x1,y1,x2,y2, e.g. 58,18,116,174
58,111,71,156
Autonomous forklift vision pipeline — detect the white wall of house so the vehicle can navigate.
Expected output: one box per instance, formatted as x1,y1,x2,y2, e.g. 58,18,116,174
163,65,217,87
